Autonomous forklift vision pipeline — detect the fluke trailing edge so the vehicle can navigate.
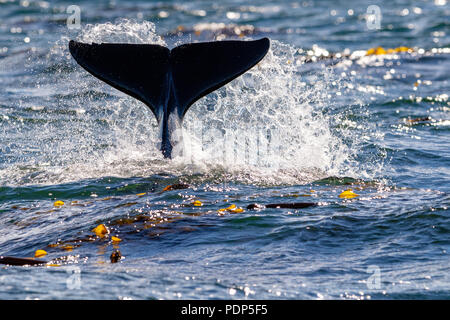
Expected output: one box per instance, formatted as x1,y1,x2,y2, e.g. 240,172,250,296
69,38,270,159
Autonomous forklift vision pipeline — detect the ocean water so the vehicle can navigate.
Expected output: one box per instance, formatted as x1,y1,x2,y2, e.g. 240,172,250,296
0,0,449,299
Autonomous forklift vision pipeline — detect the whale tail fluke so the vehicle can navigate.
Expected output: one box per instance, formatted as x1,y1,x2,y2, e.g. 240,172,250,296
69,38,270,158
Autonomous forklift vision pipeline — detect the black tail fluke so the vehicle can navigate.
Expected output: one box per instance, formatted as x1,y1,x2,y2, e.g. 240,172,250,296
169,38,270,118
69,41,170,119
69,38,270,158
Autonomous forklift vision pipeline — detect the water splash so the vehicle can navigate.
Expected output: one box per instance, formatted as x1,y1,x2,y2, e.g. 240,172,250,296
181,40,359,182
76,19,167,45
0,19,383,186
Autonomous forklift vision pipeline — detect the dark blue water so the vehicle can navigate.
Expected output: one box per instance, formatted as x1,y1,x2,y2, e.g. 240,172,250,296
0,0,449,299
